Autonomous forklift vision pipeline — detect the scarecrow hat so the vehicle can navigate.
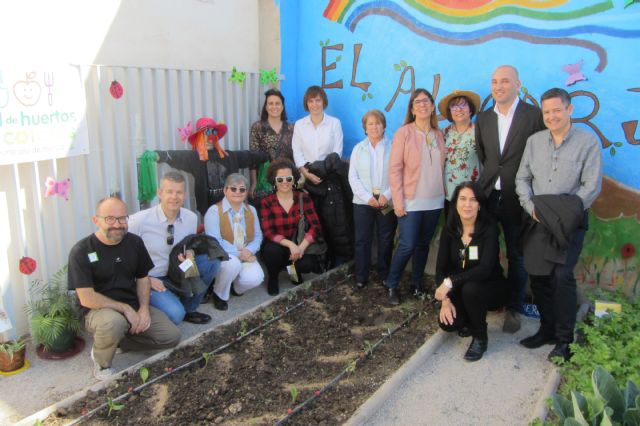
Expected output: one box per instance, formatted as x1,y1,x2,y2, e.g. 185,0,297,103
188,117,228,145
437,90,481,121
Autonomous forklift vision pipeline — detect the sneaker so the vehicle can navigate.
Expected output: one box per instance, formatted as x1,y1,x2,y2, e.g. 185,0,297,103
502,310,522,333
90,348,116,381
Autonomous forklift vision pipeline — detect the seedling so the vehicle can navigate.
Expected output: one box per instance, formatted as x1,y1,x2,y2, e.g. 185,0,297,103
139,367,149,384
202,352,211,367
33,420,42,426
382,323,394,337
260,307,276,322
237,320,249,338
286,290,297,302
289,386,299,404
363,340,375,356
106,397,124,417
346,360,357,373
400,304,414,316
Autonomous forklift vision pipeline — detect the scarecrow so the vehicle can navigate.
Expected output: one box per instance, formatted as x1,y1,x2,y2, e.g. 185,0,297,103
156,117,268,216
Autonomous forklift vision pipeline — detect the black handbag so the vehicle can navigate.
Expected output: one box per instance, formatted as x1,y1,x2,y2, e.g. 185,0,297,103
294,192,328,256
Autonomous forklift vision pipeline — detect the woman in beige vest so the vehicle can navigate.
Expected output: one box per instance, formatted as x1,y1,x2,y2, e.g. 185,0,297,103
204,173,264,310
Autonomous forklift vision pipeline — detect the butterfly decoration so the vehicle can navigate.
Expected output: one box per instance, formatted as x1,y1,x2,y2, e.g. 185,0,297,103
259,68,279,86
562,60,587,86
177,121,193,143
44,177,71,200
229,67,246,87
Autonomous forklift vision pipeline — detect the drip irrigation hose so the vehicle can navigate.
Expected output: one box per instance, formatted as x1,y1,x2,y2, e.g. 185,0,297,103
274,310,422,426
66,274,352,425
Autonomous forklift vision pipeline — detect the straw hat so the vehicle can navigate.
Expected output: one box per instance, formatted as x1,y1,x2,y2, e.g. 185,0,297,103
437,90,481,121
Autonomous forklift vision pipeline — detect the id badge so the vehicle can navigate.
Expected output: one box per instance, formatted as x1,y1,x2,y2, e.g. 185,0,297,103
468,246,479,261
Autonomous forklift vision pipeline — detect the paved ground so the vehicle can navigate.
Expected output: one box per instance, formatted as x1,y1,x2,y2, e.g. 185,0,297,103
349,312,558,426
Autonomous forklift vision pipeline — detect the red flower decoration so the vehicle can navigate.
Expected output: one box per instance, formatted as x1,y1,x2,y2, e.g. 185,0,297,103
19,256,37,275
621,243,636,259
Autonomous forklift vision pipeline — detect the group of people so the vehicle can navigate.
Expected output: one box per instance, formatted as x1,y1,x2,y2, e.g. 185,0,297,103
67,64,602,381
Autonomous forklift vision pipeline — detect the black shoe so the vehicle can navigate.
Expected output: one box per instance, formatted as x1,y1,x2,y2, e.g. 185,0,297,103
355,282,367,290
548,343,571,363
184,311,212,324
458,327,472,338
231,285,243,297
520,330,556,349
464,337,487,362
411,286,425,299
212,292,228,311
387,288,400,306
267,283,279,296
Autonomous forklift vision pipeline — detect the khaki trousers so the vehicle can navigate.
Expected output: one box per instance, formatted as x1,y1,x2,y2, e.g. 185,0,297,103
85,306,180,368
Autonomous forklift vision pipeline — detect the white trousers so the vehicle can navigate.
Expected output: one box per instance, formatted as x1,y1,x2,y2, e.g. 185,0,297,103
213,254,264,301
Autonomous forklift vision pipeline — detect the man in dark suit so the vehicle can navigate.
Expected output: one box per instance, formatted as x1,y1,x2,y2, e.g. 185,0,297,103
475,65,545,333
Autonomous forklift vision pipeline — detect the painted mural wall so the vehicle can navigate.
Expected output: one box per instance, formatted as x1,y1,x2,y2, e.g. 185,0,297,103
280,0,640,297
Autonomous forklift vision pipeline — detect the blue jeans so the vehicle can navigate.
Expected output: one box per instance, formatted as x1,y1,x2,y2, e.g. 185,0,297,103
149,255,221,324
353,204,397,284
488,191,527,313
385,209,441,290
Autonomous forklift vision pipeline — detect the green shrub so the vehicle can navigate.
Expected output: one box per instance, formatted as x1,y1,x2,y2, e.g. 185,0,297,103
551,366,640,425
559,291,640,398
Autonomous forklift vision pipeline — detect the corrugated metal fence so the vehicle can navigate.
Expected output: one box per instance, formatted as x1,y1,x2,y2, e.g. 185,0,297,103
1,65,263,335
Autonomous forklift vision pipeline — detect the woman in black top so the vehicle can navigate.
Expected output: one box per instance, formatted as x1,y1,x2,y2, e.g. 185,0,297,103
434,181,508,361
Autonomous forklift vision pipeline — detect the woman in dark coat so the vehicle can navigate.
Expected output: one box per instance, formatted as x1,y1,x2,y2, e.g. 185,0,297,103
434,181,508,362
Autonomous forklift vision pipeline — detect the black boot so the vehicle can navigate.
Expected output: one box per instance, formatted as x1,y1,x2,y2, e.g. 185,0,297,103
267,280,279,296
548,343,571,363
387,288,400,305
464,337,487,362
520,329,556,349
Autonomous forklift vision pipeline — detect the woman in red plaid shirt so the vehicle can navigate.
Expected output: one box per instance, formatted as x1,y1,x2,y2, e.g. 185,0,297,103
260,158,324,295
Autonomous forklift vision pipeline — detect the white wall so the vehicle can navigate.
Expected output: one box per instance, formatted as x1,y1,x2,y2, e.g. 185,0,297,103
0,0,281,337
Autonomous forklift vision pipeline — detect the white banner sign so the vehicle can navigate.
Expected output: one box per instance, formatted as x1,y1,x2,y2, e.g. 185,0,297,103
0,65,89,165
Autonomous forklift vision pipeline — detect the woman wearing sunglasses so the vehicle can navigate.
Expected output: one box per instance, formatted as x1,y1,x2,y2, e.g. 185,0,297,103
204,173,264,310
434,181,508,361
260,158,324,295
348,109,397,290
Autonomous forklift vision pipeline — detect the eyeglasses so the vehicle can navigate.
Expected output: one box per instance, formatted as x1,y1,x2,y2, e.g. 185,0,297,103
275,176,294,184
167,224,174,245
413,98,431,105
97,215,129,225
450,103,469,111
227,186,247,194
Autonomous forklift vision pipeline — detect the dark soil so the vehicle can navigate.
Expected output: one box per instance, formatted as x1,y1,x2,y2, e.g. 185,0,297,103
48,269,440,425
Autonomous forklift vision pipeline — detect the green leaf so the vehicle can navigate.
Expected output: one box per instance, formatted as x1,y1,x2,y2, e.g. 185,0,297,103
319,41,324,46
570,391,590,425
400,59,407,67
325,38,330,45
336,55,342,62
601,408,614,426
610,147,616,156
614,142,623,147
139,367,149,384
361,93,366,101
624,380,640,409
367,92,373,99
522,86,529,94
552,394,573,422
563,418,585,426
593,366,625,421
393,64,401,71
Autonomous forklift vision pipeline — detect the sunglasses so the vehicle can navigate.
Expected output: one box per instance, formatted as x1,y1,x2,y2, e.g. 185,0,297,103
167,224,174,245
275,176,294,184
227,186,247,194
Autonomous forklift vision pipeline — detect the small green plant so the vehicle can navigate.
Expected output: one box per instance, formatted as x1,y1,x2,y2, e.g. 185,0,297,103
346,360,357,374
363,340,375,356
551,366,640,425
237,320,249,338
32,420,43,426
106,397,124,417
382,323,394,337
289,386,299,404
260,307,276,322
286,290,296,303
202,352,211,367
139,367,149,384
0,338,26,362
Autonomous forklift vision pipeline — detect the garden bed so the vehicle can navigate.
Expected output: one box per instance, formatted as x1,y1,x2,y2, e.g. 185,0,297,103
46,270,440,425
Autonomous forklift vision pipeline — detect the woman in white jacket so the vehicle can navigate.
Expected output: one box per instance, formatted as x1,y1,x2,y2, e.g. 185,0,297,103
348,109,397,289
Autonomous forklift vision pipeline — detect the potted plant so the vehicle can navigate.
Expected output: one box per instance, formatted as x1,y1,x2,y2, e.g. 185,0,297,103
0,337,27,372
24,265,83,353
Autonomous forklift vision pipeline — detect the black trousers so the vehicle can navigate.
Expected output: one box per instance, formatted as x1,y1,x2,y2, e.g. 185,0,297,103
530,227,586,344
261,240,320,293
438,279,509,339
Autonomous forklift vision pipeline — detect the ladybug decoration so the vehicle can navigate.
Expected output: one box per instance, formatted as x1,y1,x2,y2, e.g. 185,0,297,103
109,80,124,99
19,256,37,275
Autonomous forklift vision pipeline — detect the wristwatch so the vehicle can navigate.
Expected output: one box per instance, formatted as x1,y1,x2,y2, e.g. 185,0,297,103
443,277,453,289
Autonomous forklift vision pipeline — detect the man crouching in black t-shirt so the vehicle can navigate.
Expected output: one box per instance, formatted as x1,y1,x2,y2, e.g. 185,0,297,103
68,197,180,380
